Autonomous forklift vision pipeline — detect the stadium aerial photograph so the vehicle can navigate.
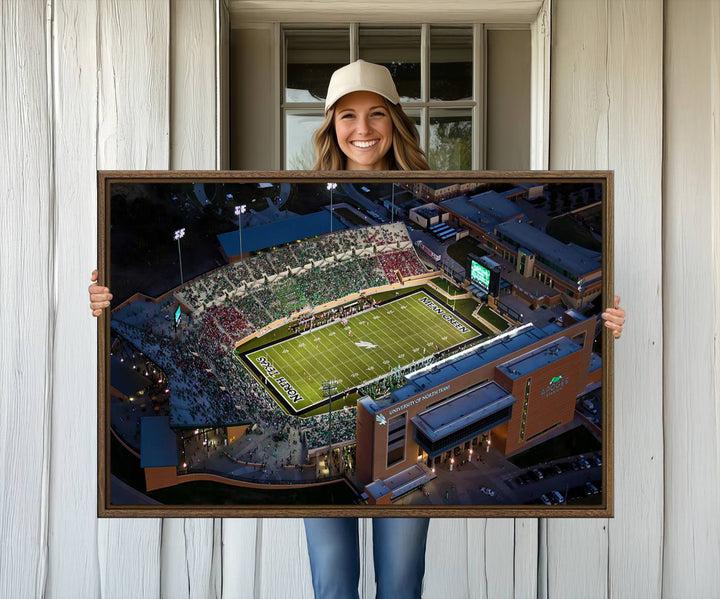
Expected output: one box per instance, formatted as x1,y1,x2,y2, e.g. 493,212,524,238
104,175,609,512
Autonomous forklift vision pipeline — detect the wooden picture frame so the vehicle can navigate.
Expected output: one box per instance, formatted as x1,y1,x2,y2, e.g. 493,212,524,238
98,170,614,518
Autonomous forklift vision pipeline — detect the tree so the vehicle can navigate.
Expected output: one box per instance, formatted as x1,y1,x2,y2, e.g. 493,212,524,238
429,119,472,170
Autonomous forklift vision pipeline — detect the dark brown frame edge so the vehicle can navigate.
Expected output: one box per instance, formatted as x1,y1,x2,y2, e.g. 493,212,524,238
97,170,614,518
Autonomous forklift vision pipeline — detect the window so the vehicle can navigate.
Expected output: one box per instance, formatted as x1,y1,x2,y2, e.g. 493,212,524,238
229,16,541,170
282,25,481,170
387,413,407,467
519,376,531,441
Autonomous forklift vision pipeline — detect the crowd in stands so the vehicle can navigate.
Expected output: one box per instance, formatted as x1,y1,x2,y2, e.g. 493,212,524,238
111,222,428,450
377,249,428,284
177,222,412,312
302,408,359,451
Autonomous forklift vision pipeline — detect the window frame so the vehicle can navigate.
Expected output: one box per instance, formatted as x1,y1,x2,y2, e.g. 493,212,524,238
281,23,486,170
229,1,551,170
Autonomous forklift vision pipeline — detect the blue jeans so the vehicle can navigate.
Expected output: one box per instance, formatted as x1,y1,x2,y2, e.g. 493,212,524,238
303,517,430,599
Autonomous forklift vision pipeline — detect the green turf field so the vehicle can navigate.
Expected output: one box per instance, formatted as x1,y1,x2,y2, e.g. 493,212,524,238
240,290,481,414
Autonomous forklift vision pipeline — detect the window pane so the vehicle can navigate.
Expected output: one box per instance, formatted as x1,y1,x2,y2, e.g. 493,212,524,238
403,109,423,148
429,109,472,170
285,30,349,103
430,27,473,101
359,27,421,102
285,112,324,169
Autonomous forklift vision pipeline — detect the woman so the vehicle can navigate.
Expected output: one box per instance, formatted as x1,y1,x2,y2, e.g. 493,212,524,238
89,60,626,599
302,60,432,599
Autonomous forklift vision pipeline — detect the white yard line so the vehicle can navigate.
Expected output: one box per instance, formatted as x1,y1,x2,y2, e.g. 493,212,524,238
245,290,481,408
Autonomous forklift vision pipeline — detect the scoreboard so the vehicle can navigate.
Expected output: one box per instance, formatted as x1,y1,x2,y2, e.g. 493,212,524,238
467,253,501,297
470,260,491,288
174,304,182,326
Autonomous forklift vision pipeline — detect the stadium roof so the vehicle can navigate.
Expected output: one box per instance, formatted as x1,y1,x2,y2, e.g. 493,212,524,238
440,190,526,232
140,416,179,468
496,337,582,380
440,195,502,231
469,190,524,220
496,221,601,278
383,320,589,407
217,211,346,257
110,355,152,397
412,381,515,442
504,186,528,196
365,463,434,500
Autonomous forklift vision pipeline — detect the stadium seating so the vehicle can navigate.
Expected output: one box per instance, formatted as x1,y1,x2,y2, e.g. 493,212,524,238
115,223,427,444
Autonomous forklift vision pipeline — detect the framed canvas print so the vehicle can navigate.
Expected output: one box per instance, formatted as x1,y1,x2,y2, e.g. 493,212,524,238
97,170,614,518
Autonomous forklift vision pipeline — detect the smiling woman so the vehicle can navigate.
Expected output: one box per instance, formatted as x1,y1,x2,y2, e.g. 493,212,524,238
333,91,394,170
311,60,430,171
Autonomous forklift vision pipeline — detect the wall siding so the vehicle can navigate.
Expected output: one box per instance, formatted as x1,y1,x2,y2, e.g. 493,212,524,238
0,1,53,597
549,4,610,593
550,2,664,598
164,2,222,598
605,2,664,597
47,0,101,597
663,1,720,596
96,0,169,596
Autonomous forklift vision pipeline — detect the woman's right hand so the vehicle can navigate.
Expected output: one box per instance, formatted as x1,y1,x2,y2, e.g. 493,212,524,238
89,269,112,317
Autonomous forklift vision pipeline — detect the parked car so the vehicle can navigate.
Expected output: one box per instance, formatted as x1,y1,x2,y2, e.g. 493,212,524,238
591,455,602,467
540,493,552,505
480,486,496,497
585,481,599,495
551,490,565,504
531,468,544,480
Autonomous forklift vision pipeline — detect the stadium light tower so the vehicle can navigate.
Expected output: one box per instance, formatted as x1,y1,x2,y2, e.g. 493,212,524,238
235,204,247,262
174,228,185,285
321,379,338,476
327,182,337,233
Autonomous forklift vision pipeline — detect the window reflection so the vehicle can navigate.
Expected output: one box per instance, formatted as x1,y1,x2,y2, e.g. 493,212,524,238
430,27,473,101
285,30,350,103
429,110,472,170
359,27,421,102
285,113,324,169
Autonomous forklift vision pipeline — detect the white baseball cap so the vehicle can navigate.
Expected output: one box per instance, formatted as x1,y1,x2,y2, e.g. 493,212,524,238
324,60,400,112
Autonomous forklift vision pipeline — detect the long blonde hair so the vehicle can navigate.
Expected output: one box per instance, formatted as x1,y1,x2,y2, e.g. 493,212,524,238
312,100,430,171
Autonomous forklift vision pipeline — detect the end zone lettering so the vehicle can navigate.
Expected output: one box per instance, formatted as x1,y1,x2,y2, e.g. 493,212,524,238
275,376,305,403
442,313,469,334
420,295,470,334
419,295,445,315
256,356,279,377
255,356,304,403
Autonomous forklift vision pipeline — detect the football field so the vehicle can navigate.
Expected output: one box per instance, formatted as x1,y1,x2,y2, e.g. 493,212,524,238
240,290,483,414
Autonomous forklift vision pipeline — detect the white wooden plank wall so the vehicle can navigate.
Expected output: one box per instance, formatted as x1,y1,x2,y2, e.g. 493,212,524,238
163,2,223,598
2,1,720,597
0,1,53,598
548,3,611,593
95,0,168,597
663,1,720,596
47,0,100,597
550,2,664,598
604,2,665,597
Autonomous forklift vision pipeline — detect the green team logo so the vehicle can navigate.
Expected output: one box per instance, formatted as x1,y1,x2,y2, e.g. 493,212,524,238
550,375,563,384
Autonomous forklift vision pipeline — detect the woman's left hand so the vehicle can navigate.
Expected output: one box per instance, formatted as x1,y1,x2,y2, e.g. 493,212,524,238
601,295,625,339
